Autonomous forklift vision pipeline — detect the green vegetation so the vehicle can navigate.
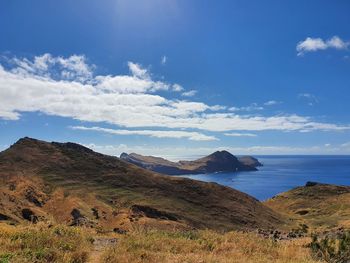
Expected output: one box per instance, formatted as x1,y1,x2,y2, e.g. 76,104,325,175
310,231,350,263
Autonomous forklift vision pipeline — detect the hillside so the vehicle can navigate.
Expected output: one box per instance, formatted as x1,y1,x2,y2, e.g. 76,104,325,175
265,182,350,231
238,156,263,167
120,151,260,175
0,137,283,232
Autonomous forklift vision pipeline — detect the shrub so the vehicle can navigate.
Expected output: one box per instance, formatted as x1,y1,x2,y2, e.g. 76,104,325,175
310,231,350,263
0,253,14,263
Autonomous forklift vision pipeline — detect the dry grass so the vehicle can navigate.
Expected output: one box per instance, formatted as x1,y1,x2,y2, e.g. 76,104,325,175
0,223,93,263
0,223,322,263
265,184,350,231
101,228,320,263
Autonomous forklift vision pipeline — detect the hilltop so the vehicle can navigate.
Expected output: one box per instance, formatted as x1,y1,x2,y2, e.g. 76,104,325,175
265,182,350,231
0,137,282,232
120,151,261,175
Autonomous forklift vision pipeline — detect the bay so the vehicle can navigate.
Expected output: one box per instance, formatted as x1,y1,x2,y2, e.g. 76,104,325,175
182,155,350,201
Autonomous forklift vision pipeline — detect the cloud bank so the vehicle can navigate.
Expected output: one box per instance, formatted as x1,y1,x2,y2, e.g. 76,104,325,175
0,54,349,140
70,126,218,141
224,133,257,137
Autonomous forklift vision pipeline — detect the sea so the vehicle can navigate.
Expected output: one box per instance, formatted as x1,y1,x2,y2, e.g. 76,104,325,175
181,155,350,201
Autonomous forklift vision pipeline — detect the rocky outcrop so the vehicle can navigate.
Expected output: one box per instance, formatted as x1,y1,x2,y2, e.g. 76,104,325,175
131,205,178,221
70,208,95,227
21,208,38,223
120,150,260,175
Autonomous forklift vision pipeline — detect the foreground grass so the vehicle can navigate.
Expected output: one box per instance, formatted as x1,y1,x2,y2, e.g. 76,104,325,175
0,223,322,263
102,228,319,263
0,223,93,263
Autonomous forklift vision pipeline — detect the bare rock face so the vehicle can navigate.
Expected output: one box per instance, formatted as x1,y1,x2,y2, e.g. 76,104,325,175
70,209,95,227
120,150,260,175
0,213,12,221
21,208,38,223
131,205,178,221
24,187,45,207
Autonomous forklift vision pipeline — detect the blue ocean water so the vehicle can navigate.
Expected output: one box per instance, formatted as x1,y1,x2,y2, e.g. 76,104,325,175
182,155,350,201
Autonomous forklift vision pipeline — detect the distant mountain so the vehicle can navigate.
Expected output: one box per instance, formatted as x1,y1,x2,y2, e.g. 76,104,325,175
120,151,261,175
0,137,282,232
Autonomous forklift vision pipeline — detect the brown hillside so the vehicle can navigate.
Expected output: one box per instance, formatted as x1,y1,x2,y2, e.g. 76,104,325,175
265,182,350,231
0,137,284,232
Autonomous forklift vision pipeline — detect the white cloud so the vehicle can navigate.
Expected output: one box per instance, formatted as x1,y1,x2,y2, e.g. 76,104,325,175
181,90,197,97
127,61,149,79
10,53,94,82
209,105,226,111
264,100,281,106
298,93,316,99
297,38,327,55
327,36,349,49
0,54,349,135
297,36,349,56
70,126,218,141
161,55,167,65
95,75,169,94
224,133,257,137
341,142,350,148
229,103,264,112
172,83,184,92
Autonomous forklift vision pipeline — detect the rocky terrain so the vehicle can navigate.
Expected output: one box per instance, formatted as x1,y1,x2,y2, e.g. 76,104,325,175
120,151,261,175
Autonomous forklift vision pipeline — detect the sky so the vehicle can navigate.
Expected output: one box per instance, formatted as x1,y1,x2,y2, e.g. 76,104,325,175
0,0,350,158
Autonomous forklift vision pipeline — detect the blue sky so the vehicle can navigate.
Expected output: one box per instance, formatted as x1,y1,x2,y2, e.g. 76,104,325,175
1,0,350,157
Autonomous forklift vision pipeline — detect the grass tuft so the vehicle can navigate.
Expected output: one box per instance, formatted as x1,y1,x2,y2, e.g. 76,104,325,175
0,223,92,263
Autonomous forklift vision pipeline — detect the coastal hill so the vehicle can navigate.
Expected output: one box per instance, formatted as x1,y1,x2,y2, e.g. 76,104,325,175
2,138,350,262
120,151,262,175
0,137,282,232
265,182,350,230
